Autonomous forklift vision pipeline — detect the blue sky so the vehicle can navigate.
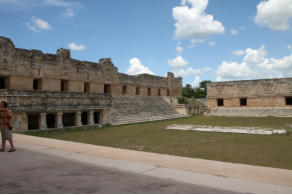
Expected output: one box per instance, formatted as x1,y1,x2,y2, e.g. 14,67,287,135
0,0,292,87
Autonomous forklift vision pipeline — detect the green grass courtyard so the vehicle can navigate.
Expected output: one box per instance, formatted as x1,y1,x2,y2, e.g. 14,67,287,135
22,115,292,170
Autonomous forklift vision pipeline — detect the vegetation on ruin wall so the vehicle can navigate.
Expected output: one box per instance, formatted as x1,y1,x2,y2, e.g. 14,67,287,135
22,115,292,170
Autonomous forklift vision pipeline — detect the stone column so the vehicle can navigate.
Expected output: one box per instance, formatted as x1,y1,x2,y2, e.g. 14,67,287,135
40,112,47,130
75,111,82,127
56,112,63,129
88,111,94,126
102,109,112,125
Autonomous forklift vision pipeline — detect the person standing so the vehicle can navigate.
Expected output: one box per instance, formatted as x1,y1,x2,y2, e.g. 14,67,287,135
0,101,15,152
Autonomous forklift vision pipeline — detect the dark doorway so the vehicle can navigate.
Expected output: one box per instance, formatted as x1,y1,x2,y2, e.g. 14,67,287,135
240,98,247,106
148,88,151,96
62,113,75,127
94,112,100,124
158,89,161,96
286,97,292,105
46,113,56,129
122,85,127,94
27,114,40,130
104,84,111,94
136,87,140,95
61,80,68,92
167,89,170,96
81,112,88,125
84,82,90,93
217,99,224,106
33,79,42,90
0,77,7,89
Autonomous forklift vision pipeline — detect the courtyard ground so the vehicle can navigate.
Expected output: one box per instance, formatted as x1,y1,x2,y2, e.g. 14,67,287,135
21,115,292,170
2,146,233,194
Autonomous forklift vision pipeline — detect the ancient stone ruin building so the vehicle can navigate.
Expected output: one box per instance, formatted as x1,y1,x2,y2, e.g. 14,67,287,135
207,78,292,116
0,36,188,131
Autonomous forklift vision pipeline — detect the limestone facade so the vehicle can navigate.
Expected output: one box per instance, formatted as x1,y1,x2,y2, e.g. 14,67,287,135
207,78,292,116
0,36,182,130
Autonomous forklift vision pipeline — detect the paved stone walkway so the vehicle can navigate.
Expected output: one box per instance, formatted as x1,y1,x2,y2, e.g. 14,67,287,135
1,148,232,194
9,134,292,193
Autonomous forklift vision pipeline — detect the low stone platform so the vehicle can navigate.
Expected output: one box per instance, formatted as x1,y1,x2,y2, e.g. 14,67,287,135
112,114,188,125
166,124,289,135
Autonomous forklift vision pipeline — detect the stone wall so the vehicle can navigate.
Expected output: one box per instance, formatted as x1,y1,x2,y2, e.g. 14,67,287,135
0,89,111,130
0,36,182,97
0,36,184,130
207,78,292,116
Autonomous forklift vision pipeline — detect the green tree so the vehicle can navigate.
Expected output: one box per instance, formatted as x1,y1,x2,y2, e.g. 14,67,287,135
199,80,211,92
193,80,212,98
194,88,206,98
182,84,195,98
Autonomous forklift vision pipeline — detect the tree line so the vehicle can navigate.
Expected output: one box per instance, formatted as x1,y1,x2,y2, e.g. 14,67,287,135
182,80,211,98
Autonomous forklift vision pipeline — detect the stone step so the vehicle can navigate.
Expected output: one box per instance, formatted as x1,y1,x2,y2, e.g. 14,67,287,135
114,114,185,120
112,115,189,126
112,116,184,123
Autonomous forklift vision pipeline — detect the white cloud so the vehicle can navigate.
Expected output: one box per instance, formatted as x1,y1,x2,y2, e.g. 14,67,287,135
168,56,189,69
208,41,215,46
44,0,82,17
202,67,211,72
191,38,205,43
188,38,205,48
0,0,82,17
255,0,292,31
173,67,201,77
287,45,292,51
230,29,239,35
232,50,245,56
230,27,245,35
68,43,86,51
126,57,154,75
215,45,292,81
26,16,51,32
43,0,72,7
191,75,201,88
172,0,225,39
176,46,183,55
63,8,74,17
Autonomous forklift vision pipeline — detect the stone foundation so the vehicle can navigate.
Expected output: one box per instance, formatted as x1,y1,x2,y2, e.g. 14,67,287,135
205,107,292,117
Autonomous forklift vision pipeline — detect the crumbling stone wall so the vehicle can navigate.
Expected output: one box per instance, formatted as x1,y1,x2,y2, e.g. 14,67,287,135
207,78,292,116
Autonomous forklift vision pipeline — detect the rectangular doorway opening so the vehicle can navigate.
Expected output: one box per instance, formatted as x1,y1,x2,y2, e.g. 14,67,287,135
240,98,247,106
46,113,56,129
81,112,88,125
27,114,40,130
122,85,127,94
33,79,42,90
61,80,68,92
84,82,90,93
217,99,224,106
104,84,111,94
136,87,140,95
167,89,170,96
62,113,75,127
0,77,8,89
158,89,161,96
148,88,151,96
286,97,292,105
94,112,100,124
